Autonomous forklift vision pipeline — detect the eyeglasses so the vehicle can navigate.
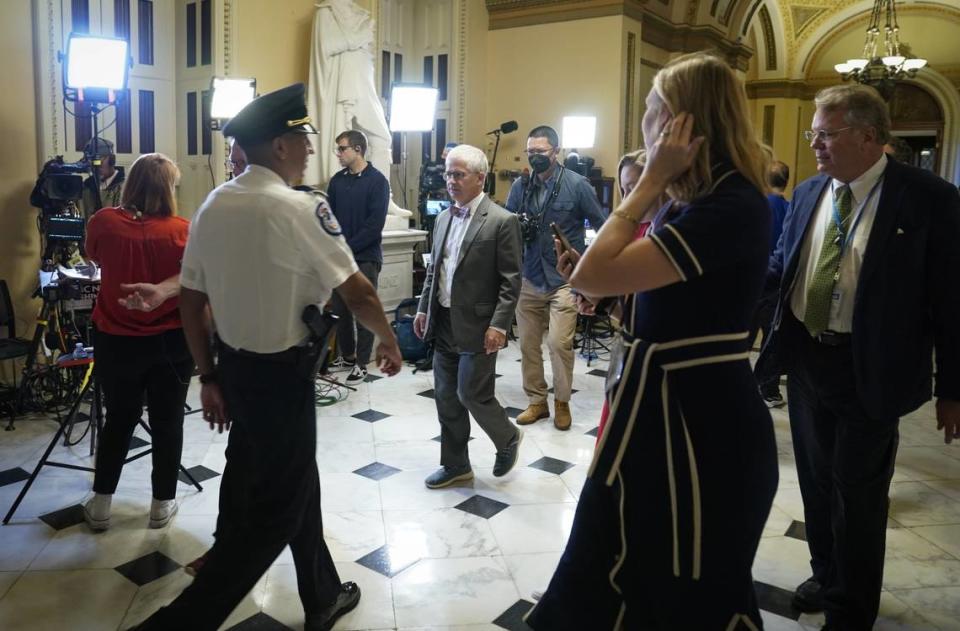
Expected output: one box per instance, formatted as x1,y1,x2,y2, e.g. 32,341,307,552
443,170,474,181
334,145,353,155
803,127,855,142
524,148,553,156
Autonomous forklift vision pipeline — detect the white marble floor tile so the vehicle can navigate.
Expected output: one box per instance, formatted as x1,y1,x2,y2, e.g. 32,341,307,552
886,586,960,630
261,561,396,631
922,477,960,502
487,503,575,556
383,508,500,559
319,471,382,512
502,551,561,601
559,465,587,498
373,414,445,443
316,416,376,443
322,511,386,563
911,523,960,560
760,610,806,631
0,471,92,522
752,536,814,593
176,477,223,516
315,441,377,474
0,521,55,571
894,446,960,481
468,466,576,505
882,527,960,590
889,481,960,526
392,556,518,628
30,514,169,571
155,514,216,567
0,571,21,600
378,470,477,511
762,504,796,538
0,569,138,631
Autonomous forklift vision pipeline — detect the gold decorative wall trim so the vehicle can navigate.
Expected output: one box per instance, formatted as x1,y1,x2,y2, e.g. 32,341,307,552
745,79,817,100
640,58,664,70
486,0,647,30
624,30,637,154
641,11,754,71
758,4,775,71
45,0,60,155
456,0,467,143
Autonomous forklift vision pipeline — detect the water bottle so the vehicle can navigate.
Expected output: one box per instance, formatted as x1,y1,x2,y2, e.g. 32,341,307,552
73,342,87,360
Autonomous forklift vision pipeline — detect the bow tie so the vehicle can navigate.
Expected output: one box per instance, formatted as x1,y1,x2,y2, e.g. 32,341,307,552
450,205,471,219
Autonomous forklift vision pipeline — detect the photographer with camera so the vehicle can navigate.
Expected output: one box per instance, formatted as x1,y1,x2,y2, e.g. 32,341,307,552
505,125,606,431
81,137,124,219
81,153,192,533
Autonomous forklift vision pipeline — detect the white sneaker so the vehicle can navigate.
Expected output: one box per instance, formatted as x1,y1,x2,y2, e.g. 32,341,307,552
83,493,112,531
345,364,368,384
329,356,356,373
149,498,178,528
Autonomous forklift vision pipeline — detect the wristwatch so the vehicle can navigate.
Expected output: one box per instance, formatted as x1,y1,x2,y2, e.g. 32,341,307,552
199,371,218,385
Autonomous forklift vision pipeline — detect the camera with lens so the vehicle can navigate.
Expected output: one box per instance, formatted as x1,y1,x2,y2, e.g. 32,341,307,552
518,211,541,244
30,156,91,268
419,162,446,193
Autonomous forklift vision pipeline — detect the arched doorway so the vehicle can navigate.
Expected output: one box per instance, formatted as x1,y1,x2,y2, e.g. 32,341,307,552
886,83,944,174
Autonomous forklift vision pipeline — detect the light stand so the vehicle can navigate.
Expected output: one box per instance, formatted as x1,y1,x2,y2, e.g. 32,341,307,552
389,85,439,213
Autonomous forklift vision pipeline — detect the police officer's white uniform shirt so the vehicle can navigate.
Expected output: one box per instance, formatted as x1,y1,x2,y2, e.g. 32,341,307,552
790,154,886,333
181,165,358,353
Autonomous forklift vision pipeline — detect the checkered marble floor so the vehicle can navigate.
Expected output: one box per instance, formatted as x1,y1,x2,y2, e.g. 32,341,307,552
1,342,959,630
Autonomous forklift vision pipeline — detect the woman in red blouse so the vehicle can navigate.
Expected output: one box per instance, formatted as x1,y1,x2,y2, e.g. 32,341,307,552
82,153,193,531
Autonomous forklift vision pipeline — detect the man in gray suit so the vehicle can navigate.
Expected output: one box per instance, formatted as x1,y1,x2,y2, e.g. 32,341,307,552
414,144,524,489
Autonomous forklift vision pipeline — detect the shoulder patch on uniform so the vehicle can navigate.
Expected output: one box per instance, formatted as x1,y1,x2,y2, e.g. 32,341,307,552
315,200,342,236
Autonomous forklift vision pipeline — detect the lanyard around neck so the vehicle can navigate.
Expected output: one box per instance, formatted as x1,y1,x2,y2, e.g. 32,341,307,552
830,177,883,260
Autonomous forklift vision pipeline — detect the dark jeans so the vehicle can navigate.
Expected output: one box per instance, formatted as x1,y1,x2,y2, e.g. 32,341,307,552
92,328,193,500
782,313,899,631
752,289,782,397
330,259,380,365
140,345,341,630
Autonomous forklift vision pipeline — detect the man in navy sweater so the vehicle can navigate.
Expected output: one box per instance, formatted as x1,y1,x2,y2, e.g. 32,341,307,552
327,130,391,384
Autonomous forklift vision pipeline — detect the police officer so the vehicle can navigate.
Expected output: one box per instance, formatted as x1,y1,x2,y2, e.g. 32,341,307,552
505,125,607,431
135,83,403,631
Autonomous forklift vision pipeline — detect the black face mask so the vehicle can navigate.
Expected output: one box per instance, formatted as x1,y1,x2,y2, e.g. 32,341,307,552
528,153,552,174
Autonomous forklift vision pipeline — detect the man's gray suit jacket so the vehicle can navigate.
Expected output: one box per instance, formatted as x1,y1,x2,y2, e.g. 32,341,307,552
417,195,522,354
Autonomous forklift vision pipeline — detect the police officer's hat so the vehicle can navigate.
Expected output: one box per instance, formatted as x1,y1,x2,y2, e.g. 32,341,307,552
222,83,317,146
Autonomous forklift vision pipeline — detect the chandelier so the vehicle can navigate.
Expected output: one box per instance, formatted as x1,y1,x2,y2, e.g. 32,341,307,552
834,0,927,100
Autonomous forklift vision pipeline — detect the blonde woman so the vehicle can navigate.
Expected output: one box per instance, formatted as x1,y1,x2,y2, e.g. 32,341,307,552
82,153,193,531
528,53,777,629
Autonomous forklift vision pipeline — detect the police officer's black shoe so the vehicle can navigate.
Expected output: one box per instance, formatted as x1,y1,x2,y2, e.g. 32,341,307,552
306,582,361,631
424,465,474,489
792,577,824,612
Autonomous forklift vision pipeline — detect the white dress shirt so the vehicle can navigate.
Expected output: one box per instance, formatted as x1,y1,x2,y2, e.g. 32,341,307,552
181,165,358,353
790,154,887,333
438,192,484,308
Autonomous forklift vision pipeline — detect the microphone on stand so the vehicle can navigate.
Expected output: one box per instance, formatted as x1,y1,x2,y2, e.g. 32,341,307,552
485,121,518,197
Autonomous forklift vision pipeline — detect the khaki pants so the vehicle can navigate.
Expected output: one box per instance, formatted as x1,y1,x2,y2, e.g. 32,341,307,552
516,279,578,404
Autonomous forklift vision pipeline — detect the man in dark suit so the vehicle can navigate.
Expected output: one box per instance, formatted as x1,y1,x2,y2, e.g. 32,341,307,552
764,84,960,631
414,144,524,489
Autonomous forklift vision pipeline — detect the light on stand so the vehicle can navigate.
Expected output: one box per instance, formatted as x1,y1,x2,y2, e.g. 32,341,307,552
210,77,257,124
389,85,439,209
63,34,130,102
562,116,597,177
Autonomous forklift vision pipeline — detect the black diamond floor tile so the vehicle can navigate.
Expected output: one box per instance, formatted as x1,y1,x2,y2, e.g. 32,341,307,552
493,598,535,630
129,436,150,450
785,520,807,542
528,456,576,475
114,551,181,586
586,369,607,377
547,388,579,395
417,389,435,398
363,373,383,383
355,544,419,578
0,467,30,487
225,612,292,630
455,494,509,519
351,409,391,423
584,426,599,437
178,465,221,484
353,461,401,481
753,580,802,621
504,407,524,419
39,504,85,530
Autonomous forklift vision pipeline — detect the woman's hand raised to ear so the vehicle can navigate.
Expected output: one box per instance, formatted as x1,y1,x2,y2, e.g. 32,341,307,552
638,112,705,191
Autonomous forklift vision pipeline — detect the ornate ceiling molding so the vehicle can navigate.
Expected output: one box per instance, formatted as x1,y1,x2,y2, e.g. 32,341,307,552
486,0,648,30
642,10,755,70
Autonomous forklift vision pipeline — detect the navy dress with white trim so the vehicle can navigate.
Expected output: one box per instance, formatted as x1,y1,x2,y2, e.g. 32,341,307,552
527,167,779,630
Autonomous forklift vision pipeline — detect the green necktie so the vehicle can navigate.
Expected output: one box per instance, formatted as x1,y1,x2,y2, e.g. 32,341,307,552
803,184,852,336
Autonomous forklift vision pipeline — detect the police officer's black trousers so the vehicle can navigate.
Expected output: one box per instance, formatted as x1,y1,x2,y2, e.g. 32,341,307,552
783,314,899,631
140,348,341,630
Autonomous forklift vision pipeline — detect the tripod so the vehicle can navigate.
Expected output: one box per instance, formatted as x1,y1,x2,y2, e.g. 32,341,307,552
3,357,203,524
576,312,614,367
